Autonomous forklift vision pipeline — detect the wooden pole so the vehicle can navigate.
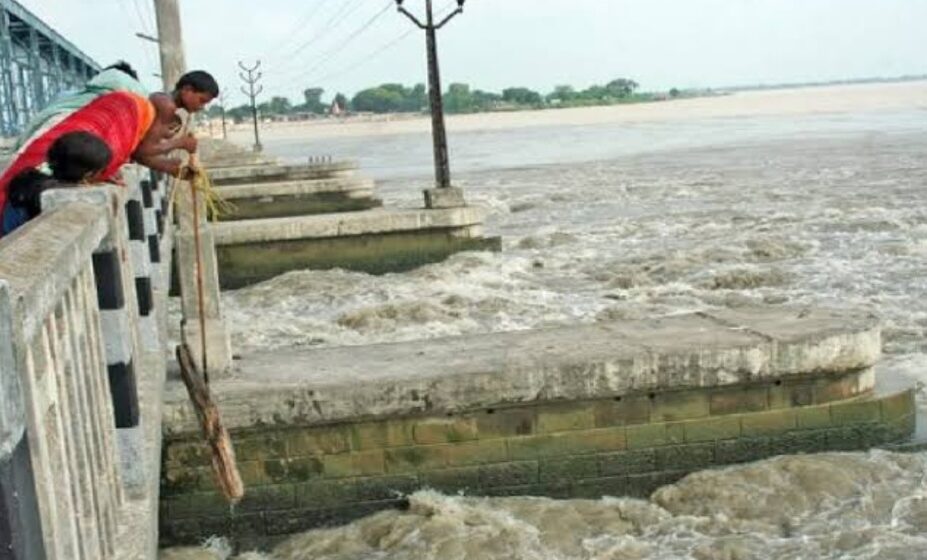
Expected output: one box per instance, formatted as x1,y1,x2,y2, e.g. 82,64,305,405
153,0,186,92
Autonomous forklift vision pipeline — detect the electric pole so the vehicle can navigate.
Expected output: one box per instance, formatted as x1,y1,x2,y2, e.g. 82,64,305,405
239,61,263,152
218,91,228,140
395,0,467,208
152,0,186,92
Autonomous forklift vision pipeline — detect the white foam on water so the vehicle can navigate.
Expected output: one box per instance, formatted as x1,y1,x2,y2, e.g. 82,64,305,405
163,109,927,558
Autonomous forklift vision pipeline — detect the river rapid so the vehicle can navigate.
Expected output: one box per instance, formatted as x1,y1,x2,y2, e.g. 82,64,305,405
163,92,927,559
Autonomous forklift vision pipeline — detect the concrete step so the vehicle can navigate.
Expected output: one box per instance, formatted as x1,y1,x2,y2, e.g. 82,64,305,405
212,207,501,288
208,161,358,186
162,307,883,434
215,176,382,221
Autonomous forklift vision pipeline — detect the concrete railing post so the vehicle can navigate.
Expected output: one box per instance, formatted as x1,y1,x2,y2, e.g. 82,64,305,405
0,281,45,560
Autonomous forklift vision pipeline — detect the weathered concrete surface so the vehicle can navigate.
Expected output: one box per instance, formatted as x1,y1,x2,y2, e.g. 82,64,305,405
216,228,501,289
209,161,357,186
424,186,466,209
162,308,881,436
216,176,382,221
212,206,488,245
218,176,375,200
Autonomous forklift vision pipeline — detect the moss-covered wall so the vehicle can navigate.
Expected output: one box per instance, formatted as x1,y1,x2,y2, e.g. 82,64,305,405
159,370,914,550
217,230,502,289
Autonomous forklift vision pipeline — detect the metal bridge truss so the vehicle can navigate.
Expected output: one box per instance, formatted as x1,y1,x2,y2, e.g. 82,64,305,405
0,0,99,136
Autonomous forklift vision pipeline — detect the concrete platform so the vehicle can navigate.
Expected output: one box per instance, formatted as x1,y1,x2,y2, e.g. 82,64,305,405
209,161,357,186
162,307,881,435
160,307,918,549
215,176,382,221
213,207,502,288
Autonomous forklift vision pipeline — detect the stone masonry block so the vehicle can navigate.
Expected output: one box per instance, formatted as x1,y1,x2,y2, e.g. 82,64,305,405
795,405,832,430
824,426,865,451
740,409,798,436
287,457,325,481
774,429,829,455
830,399,882,425
161,466,202,496
655,443,715,471
880,390,915,422
422,467,481,493
767,381,814,409
573,476,629,499
230,513,266,539
684,416,742,443
234,433,287,461
238,484,297,513
650,390,710,423
164,440,210,468
480,461,539,487
238,460,268,486
385,445,446,473
598,449,656,476
355,475,421,502
710,386,769,416
323,450,385,478
508,427,627,460
286,427,351,457
715,437,773,464
264,459,289,483
445,439,508,466
593,395,651,428
539,456,598,483
813,374,860,404
537,403,596,433
168,492,230,518
626,423,674,449
476,407,536,439
296,479,356,509
351,420,415,450
414,417,478,444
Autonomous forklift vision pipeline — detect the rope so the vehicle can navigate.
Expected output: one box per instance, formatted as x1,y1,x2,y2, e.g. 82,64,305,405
168,154,234,387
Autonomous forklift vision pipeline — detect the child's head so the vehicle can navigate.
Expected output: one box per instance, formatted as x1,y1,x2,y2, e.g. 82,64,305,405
102,60,139,80
174,70,219,113
47,131,112,183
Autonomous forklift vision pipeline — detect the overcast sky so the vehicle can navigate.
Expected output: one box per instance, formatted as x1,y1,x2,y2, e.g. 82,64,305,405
21,0,927,107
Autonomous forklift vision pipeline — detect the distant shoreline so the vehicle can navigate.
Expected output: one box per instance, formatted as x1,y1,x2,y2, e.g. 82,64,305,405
219,79,927,145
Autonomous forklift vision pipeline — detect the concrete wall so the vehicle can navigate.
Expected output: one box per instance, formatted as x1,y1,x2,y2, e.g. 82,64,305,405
0,169,174,559
159,373,915,550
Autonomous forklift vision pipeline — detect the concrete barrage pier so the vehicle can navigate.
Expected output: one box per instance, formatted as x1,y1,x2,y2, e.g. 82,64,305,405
199,140,501,289
159,307,916,550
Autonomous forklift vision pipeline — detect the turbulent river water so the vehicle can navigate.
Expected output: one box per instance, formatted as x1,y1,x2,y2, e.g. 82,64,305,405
163,101,927,559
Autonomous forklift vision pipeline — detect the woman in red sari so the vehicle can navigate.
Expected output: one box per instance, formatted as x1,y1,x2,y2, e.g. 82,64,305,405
0,91,194,238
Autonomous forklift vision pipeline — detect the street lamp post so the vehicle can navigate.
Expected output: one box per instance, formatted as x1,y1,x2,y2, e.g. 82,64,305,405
396,0,467,208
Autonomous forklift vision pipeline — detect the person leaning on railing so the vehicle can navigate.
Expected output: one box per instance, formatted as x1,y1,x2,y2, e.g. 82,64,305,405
1,131,111,235
0,90,198,239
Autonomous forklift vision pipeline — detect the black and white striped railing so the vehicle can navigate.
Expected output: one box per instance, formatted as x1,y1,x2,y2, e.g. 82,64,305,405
0,165,175,559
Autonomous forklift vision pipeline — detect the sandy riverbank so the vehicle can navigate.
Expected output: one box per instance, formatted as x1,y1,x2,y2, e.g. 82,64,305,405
223,80,927,144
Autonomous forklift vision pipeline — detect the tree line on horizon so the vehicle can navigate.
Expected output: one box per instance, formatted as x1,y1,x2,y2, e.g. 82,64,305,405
210,77,693,122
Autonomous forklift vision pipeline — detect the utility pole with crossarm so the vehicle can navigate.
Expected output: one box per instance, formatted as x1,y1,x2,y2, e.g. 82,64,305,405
395,0,467,208
238,60,264,153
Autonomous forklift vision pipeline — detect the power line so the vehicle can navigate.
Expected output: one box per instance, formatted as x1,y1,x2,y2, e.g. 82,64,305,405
268,0,393,86
312,27,415,84
268,0,372,71
285,0,455,85
260,0,333,60
132,0,155,34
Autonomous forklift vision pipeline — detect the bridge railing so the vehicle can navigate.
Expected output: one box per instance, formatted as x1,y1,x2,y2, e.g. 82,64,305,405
0,168,172,560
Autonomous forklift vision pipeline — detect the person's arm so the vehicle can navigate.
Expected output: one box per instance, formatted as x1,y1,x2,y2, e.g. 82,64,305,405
132,152,184,177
